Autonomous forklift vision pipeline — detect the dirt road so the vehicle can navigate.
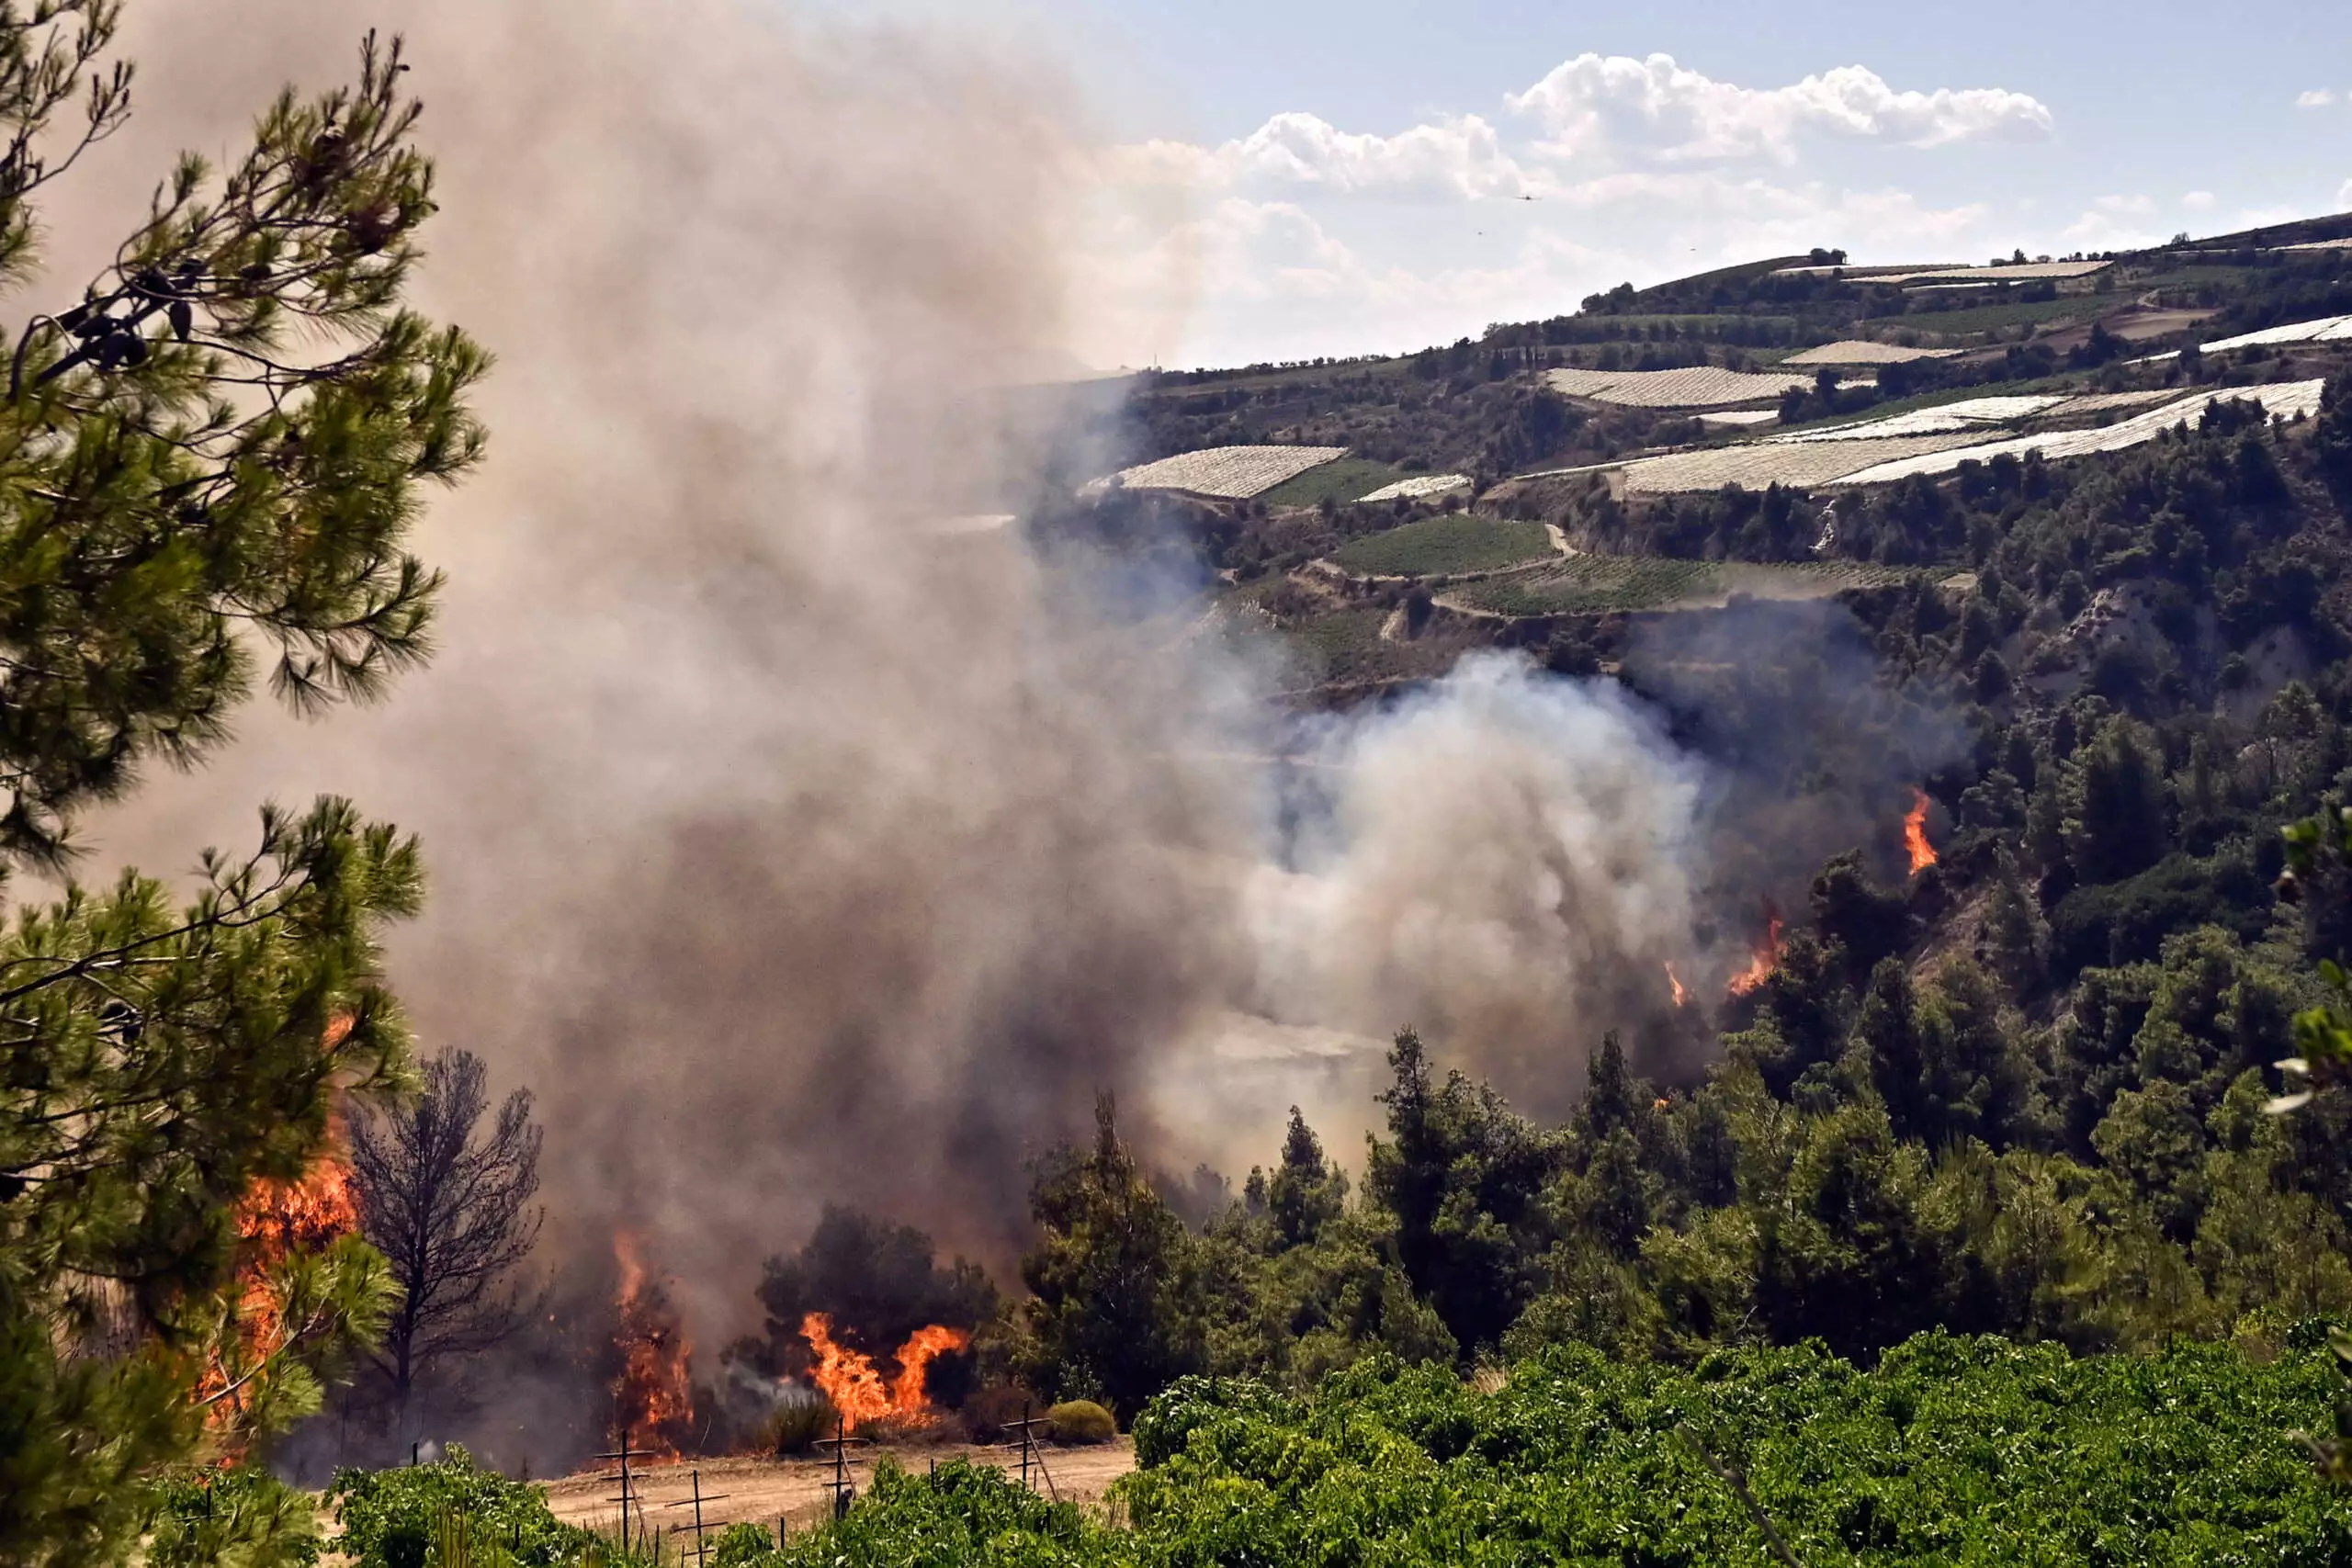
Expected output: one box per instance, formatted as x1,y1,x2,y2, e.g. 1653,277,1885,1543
540,1439,1136,1542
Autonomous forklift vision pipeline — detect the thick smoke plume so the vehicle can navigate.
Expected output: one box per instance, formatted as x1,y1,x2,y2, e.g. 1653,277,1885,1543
60,0,1770,1365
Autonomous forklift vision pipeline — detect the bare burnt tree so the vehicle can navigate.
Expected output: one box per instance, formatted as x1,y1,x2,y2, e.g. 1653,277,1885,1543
348,1046,544,1432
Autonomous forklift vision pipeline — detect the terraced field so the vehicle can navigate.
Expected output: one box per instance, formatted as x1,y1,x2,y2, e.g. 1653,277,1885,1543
1451,556,1918,616
1354,472,1471,503
1837,379,2324,484
1258,455,1408,507
1328,514,1553,576
1103,445,1347,499
1544,366,1822,409
1781,341,1958,366
1619,434,1982,493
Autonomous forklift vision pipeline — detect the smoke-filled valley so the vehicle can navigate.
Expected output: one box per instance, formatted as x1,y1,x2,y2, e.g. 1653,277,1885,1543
21,0,2352,1545
59,0,1937,1395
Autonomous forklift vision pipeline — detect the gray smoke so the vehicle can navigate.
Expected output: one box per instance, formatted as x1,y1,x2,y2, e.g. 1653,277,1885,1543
55,0,1731,1347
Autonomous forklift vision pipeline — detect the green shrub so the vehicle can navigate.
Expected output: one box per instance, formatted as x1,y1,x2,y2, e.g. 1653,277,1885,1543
148,1467,322,1568
768,1459,1118,1567
1046,1399,1116,1444
708,1522,775,1568
326,1447,606,1568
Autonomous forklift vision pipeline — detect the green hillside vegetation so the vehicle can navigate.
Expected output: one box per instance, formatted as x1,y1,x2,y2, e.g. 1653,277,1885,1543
734,1337,2352,1568
1329,514,1553,577
1258,454,1408,507
1448,556,1917,616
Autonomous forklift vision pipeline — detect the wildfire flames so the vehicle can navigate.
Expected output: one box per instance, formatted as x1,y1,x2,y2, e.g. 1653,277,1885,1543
1905,787,1939,875
202,1117,361,1432
1725,905,1787,998
801,1312,970,1427
612,1233,695,1453
1664,963,1689,1009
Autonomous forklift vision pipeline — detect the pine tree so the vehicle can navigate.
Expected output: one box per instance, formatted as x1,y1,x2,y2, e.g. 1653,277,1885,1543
0,9,485,1562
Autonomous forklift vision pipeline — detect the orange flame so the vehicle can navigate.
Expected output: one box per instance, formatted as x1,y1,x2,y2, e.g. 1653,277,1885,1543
202,1115,360,1434
802,1312,970,1427
612,1233,694,1454
1664,963,1689,1008
1905,787,1938,874
1726,908,1786,998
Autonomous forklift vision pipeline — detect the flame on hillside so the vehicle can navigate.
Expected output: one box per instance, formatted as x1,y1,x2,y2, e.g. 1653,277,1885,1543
1725,904,1786,998
1905,788,1938,874
1664,963,1689,1009
801,1312,970,1427
612,1232,695,1453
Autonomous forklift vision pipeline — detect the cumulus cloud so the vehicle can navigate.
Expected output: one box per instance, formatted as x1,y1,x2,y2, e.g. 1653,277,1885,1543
1507,53,2052,163
2061,193,2162,250
1092,174,2006,367
1113,110,1538,200
2183,190,2217,211
1085,50,2052,362
2298,88,2338,108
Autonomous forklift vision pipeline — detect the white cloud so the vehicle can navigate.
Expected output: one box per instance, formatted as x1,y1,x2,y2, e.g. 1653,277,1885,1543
1083,51,2057,364
1080,171,2010,367
1113,111,1538,200
2298,88,2338,108
2340,177,2352,210
2061,194,2164,250
1506,53,2052,164
2182,190,2217,211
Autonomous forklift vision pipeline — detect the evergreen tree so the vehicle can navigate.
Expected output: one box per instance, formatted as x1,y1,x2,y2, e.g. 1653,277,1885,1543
1013,1095,1203,1417
1366,1030,1558,1357
2065,717,2172,886
1265,1107,1345,1251
0,11,485,1562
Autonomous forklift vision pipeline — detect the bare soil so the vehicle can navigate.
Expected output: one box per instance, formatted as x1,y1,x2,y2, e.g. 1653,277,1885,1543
539,1438,1136,1541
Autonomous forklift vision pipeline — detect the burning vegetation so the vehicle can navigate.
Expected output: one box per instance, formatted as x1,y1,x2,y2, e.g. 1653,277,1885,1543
202,1122,362,1435
610,1233,695,1454
800,1312,970,1428
1725,902,1787,998
1905,787,1939,874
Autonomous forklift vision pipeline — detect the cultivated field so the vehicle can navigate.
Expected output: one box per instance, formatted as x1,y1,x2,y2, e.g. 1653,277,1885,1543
2197,313,2352,352
1769,395,2067,442
1448,556,1918,616
1259,455,1408,507
1811,260,2113,287
1354,472,1471,503
1544,366,1826,409
2042,389,2189,417
1781,341,1959,366
1103,446,1347,499
1619,434,1984,493
1328,514,1552,576
1836,379,2325,485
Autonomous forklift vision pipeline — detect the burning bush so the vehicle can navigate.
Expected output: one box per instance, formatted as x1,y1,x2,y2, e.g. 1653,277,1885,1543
756,1207,996,1376
760,1386,839,1455
607,1234,695,1453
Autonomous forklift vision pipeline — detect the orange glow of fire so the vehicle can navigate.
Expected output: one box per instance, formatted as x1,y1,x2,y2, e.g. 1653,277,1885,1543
802,1312,970,1427
1664,963,1689,1008
1905,788,1938,875
1726,911,1787,998
201,1115,360,1432
612,1233,694,1453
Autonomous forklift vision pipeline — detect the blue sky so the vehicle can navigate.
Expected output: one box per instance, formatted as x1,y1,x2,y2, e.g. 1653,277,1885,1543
824,0,2352,367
